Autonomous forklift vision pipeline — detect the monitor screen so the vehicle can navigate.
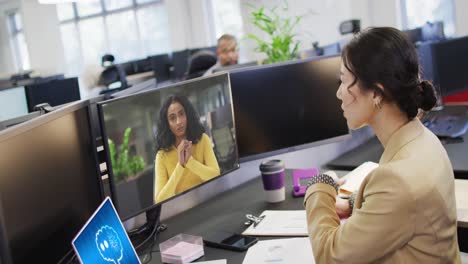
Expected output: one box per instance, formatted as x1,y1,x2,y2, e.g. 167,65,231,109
213,61,258,73
0,101,103,263
25,77,81,112
229,55,349,160
0,87,28,122
431,36,468,97
98,73,239,220
171,49,191,81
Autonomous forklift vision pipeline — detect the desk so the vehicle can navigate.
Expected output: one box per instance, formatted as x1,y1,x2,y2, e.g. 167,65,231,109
127,71,154,86
456,180,468,228
147,170,303,263
326,105,468,179
145,170,468,263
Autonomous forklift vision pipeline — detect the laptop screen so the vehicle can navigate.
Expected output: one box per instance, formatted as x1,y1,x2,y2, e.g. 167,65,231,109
72,197,140,264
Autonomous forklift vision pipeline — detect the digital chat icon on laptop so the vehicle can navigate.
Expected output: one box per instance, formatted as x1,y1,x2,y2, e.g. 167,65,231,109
72,197,141,264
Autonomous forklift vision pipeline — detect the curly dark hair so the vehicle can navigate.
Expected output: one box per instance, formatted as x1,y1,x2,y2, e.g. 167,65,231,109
341,27,437,119
155,94,205,152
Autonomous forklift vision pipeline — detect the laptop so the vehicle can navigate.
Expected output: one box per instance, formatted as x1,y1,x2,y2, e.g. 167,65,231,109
72,197,141,264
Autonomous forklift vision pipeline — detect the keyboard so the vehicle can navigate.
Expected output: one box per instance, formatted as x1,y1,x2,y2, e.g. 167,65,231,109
422,112,468,138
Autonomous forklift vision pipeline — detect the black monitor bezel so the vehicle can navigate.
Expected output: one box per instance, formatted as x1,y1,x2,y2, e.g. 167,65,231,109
0,201,13,264
0,99,105,262
97,72,240,221
431,36,468,97
228,55,351,162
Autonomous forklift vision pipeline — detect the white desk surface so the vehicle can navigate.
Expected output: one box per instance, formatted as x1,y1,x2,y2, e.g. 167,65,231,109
455,179,468,227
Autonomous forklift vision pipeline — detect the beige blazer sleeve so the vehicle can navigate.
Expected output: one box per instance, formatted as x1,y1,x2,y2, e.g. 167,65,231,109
304,166,415,263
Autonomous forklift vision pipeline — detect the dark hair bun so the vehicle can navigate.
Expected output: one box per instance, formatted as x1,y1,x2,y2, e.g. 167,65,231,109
418,80,437,111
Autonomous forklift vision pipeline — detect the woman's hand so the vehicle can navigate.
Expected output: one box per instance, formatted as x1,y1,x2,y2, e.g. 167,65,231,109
184,141,192,164
336,197,351,218
324,170,346,186
177,140,187,166
324,171,352,218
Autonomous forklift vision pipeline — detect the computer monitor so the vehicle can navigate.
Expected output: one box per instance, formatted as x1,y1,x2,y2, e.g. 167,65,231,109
229,55,349,160
0,86,28,122
150,54,172,83
403,27,423,44
0,202,12,264
212,61,258,73
430,36,468,97
171,49,191,81
0,100,103,263
98,73,239,220
0,111,40,131
25,77,81,112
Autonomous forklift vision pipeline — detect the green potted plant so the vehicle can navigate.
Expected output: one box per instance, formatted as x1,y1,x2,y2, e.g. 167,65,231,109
246,1,304,64
108,127,146,183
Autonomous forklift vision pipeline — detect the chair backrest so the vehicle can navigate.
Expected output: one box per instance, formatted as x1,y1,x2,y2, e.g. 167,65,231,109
186,50,217,80
98,64,128,89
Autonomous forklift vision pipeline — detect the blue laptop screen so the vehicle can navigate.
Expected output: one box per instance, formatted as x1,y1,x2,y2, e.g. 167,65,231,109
72,197,140,264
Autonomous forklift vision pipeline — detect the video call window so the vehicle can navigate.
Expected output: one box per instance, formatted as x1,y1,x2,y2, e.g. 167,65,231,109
98,73,239,219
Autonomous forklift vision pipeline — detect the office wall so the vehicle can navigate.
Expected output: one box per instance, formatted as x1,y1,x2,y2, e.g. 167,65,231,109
0,0,19,74
21,0,65,75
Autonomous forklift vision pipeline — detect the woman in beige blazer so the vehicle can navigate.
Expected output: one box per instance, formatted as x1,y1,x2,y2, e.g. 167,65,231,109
304,27,461,263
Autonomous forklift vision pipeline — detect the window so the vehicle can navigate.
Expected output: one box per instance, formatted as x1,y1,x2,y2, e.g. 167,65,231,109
210,0,244,40
402,0,455,37
57,0,170,76
6,11,31,71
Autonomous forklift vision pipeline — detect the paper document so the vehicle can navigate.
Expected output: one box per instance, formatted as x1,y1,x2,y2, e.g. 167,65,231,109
242,210,308,236
242,238,314,264
339,161,379,195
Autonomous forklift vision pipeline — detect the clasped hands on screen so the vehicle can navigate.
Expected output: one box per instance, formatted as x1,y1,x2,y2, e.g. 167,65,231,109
177,139,192,167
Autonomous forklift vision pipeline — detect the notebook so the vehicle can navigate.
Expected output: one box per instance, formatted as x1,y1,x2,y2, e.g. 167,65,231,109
72,197,141,264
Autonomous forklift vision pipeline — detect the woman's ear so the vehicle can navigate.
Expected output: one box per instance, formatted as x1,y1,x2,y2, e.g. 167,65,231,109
373,83,385,100
372,83,385,107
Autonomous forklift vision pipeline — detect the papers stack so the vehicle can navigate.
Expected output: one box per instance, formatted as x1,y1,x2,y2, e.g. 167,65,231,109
242,210,308,236
242,238,314,264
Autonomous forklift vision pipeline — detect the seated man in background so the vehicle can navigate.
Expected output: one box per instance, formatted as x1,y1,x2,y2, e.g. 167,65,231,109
203,34,239,76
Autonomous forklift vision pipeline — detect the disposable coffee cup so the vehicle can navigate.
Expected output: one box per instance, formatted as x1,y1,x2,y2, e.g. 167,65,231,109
259,159,285,203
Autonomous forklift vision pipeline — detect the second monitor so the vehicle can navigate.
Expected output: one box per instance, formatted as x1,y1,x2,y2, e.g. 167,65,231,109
98,73,239,220
229,55,349,160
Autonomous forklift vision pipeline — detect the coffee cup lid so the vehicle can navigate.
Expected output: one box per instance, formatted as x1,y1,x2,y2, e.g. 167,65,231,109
260,159,285,173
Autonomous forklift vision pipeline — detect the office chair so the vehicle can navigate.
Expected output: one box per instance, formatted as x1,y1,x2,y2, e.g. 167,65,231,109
98,64,128,90
339,19,360,35
186,50,217,80
210,103,237,169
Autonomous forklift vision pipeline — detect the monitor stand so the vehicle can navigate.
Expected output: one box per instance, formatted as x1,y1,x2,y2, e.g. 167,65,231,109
129,205,167,253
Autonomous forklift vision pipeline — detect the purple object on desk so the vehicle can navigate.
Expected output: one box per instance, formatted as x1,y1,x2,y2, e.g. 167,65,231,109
292,168,319,197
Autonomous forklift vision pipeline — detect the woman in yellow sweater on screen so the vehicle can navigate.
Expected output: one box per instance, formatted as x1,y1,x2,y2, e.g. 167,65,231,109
154,95,220,203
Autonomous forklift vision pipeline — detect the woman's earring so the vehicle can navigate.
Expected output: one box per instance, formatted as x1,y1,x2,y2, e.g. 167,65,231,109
374,101,382,110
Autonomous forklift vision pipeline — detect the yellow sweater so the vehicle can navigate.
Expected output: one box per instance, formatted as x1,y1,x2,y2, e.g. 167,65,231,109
154,133,220,203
